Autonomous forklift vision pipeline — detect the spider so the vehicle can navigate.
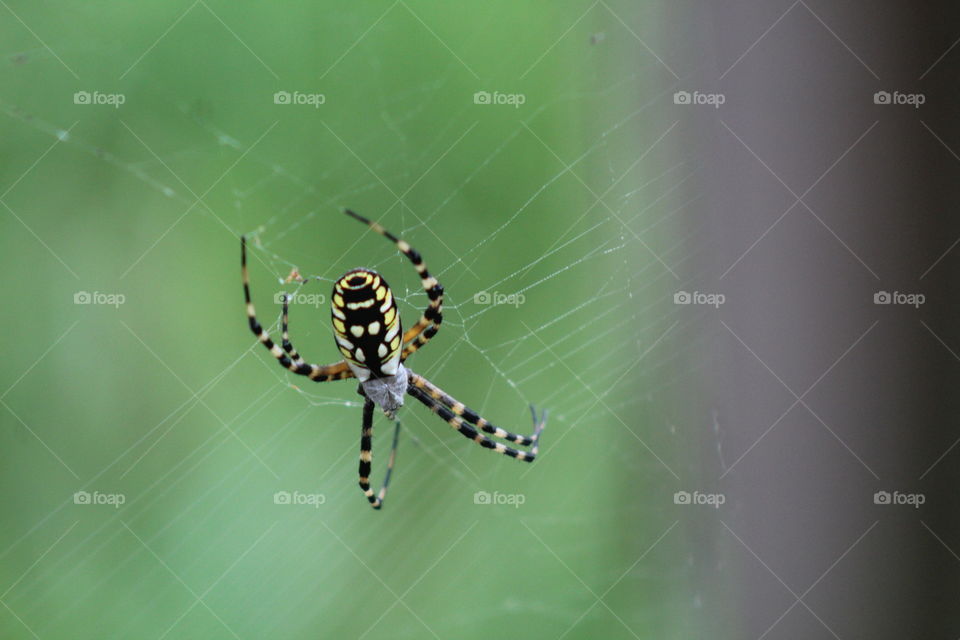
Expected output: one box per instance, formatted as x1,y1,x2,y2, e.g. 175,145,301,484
241,210,547,510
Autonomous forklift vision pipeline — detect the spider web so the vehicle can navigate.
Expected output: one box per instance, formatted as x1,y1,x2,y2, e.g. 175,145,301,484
225,94,707,474
0,4,719,638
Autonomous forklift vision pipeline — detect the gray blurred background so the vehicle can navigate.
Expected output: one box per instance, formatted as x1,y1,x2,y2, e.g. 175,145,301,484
669,3,960,638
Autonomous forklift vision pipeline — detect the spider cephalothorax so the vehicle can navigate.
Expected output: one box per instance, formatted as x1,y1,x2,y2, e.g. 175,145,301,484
242,209,546,509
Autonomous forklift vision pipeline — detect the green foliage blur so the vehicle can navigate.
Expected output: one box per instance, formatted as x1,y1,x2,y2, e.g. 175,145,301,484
0,2,700,638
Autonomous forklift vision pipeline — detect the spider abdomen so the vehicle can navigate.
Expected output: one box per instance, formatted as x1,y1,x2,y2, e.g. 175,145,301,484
331,268,402,381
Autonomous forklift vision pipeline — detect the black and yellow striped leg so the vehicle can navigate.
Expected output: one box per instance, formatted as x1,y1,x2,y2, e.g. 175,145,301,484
280,292,310,367
401,326,439,361
280,294,300,363
407,385,545,462
242,236,354,382
408,372,544,447
344,210,444,360
359,397,401,510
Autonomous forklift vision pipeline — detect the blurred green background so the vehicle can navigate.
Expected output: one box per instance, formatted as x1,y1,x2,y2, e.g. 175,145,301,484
0,2,704,638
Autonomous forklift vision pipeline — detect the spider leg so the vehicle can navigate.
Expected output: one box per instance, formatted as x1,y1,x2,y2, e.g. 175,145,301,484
407,384,545,462
359,397,401,510
280,289,314,368
344,210,443,360
408,372,544,446
401,326,438,361
242,236,354,382
280,293,304,363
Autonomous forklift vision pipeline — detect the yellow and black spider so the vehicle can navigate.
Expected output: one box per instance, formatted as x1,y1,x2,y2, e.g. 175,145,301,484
241,210,547,509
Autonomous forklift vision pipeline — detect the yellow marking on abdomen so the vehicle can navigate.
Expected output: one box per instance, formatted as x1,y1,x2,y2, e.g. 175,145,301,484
347,298,375,310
